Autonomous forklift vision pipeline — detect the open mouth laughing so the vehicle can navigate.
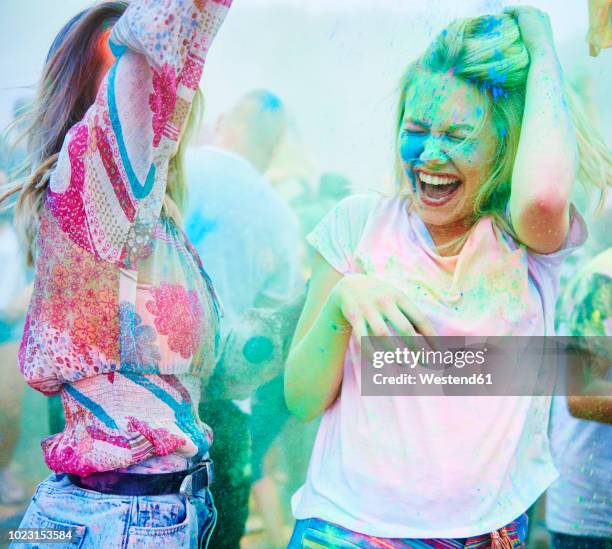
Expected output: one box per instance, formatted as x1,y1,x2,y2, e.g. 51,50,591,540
415,170,463,207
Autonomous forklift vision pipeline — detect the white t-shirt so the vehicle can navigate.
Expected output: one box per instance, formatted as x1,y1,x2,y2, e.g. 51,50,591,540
291,194,586,538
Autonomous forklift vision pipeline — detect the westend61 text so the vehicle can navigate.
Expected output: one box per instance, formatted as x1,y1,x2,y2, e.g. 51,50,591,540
372,373,494,385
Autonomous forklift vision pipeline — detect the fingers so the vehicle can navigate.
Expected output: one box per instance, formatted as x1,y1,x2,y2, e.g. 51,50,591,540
394,293,439,351
395,293,430,335
351,318,368,351
383,304,416,336
365,309,391,337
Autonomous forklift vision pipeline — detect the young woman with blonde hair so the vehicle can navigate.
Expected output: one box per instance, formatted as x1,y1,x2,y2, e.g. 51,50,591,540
1,0,232,546
286,6,610,548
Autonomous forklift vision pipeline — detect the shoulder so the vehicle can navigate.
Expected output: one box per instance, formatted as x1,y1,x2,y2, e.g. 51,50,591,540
327,192,390,225
185,147,266,204
305,193,394,274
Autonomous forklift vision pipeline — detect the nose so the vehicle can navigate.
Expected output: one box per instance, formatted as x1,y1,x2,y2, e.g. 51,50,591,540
419,136,449,165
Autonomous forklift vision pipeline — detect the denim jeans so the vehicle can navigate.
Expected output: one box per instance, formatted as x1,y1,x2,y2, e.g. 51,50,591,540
288,516,528,548
11,473,216,548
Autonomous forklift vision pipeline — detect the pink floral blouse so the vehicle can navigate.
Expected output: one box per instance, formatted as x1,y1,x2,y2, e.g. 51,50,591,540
18,0,232,476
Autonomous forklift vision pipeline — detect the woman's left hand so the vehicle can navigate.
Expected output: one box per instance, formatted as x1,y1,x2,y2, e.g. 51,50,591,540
504,5,556,57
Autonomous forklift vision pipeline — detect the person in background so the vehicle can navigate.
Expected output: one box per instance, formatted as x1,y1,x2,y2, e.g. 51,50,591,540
0,98,31,506
287,172,353,274
587,0,612,56
0,209,30,506
546,247,611,549
0,99,29,180
184,89,301,549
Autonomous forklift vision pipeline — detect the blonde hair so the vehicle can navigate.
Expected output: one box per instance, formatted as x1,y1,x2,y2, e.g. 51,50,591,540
0,1,202,265
395,14,612,240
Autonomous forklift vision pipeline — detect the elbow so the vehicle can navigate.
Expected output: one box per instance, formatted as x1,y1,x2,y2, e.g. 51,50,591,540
284,378,318,423
526,172,572,217
512,188,571,253
286,399,319,423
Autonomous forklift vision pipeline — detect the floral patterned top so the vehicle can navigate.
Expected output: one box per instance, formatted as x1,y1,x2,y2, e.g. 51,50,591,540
18,0,232,476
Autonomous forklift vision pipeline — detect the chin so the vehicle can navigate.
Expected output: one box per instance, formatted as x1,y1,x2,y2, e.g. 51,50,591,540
415,205,464,227
413,192,470,228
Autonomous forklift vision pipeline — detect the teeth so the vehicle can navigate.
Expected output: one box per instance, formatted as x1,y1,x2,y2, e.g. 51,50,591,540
418,172,459,186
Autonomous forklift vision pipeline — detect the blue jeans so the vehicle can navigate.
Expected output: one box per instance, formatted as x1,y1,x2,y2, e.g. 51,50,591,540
11,473,216,548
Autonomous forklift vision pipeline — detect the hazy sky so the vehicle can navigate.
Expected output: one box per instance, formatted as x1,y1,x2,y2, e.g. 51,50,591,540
1,0,610,190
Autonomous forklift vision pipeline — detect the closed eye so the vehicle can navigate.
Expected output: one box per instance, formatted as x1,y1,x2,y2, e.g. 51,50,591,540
403,126,428,135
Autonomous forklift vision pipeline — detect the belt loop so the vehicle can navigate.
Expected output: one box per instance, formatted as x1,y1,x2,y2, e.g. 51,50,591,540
179,459,213,497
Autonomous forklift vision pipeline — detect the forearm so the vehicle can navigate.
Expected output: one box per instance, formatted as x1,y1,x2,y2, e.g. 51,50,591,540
285,300,350,422
567,349,612,424
511,49,577,215
568,394,612,424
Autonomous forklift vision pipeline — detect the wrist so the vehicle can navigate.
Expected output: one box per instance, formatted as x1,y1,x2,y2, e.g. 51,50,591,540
527,42,557,62
325,284,350,332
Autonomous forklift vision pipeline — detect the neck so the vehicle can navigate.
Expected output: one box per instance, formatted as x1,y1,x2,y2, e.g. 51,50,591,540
424,218,472,256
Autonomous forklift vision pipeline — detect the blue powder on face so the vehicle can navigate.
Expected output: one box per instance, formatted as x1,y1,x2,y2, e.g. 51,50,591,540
399,131,428,191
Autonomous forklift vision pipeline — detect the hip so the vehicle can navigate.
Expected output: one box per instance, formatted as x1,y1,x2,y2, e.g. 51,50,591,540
12,472,216,548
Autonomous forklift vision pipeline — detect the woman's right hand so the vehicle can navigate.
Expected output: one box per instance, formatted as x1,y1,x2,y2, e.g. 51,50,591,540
328,273,433,341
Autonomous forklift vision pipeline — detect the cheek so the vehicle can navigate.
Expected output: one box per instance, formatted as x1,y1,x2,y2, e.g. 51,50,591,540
399,133,427,189
452,141,494,182
399,133,427,163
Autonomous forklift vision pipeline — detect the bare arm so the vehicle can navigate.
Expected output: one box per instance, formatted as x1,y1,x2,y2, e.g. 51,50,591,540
284,253,348,422
567,353,612,424
563,259,612,424
507,7,578,254
285,253,432,422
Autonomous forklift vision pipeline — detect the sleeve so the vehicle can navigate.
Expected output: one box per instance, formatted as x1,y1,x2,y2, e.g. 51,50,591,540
566,266,611,357
306,193,379,275
47,0,232,264
555,260,612,405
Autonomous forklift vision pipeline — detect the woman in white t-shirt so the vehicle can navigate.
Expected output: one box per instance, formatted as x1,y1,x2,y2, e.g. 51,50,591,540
285,7,611,548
